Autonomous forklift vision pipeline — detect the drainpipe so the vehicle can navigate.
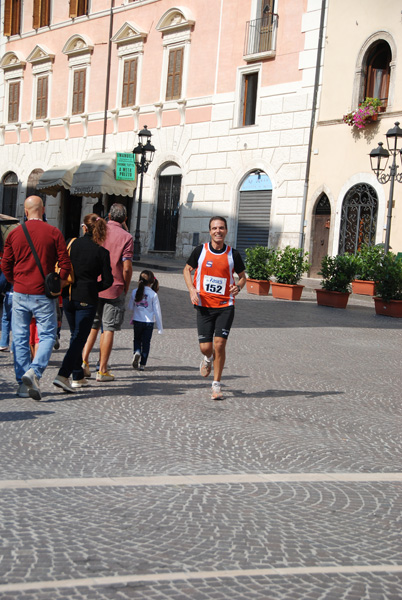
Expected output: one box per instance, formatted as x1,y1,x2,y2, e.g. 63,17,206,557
102,0,115,153
298,0,327,249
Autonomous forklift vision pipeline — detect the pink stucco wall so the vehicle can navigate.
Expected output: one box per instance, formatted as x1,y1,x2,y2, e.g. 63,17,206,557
3,1,306,139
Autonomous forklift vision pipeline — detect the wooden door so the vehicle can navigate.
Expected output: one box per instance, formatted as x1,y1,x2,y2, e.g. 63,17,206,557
154,175,181,251
310,215,330,278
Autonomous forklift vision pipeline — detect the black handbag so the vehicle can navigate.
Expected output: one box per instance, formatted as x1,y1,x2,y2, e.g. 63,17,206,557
22,223,61,299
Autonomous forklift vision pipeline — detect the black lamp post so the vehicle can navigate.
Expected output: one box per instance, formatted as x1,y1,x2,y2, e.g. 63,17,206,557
369,121,402,253
132,125,155,260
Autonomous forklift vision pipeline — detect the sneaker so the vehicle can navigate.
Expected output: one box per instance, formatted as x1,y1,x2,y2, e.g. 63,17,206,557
16,383,29,398
200,356,212,378
82,361,91,378
132,351,141,369
22,368,42,401
96,371,115,382
71,378,90,389
211,382,223,401
53,338,60,350
0,346,9,352
139,365,145,372
53,374,76,393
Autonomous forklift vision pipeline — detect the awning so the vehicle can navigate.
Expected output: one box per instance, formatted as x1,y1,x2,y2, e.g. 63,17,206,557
70,152,136,198
36,162,80,197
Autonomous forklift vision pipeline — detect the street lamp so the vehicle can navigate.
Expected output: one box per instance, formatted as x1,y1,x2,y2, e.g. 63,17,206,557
369,121,402,253
132,125,155,260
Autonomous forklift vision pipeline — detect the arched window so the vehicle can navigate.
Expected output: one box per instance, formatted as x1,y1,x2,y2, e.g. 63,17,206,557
2,172,18,217
338,183,378,255
363,41,391,108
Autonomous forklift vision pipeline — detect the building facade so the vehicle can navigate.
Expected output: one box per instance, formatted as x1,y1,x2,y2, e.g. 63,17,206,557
305,0,402,275
0,0,325,257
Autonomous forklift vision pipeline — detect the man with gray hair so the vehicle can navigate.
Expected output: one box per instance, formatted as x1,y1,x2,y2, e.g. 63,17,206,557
82,203,133,381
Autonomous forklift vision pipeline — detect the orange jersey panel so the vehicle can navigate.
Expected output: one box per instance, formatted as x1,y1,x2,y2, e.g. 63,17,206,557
193,244,235,307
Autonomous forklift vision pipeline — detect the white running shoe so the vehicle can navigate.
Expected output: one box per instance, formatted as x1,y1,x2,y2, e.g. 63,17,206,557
132,351,141,369
211,382,223,400
200,356,212,377
71,378,90,388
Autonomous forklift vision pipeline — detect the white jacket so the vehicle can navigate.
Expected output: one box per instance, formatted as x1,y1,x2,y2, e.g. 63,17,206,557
128,286,163,334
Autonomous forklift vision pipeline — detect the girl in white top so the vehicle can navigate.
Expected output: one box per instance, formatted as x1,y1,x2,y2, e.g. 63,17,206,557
128,270,163,371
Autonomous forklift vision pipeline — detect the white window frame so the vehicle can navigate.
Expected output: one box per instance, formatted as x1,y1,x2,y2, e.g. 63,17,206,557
62,35,93,118
0,53,25,126
156,8,194,105
233,63,262,128
27,47,54,122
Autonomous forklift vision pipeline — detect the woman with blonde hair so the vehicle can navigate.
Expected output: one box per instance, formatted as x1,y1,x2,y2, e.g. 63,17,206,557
53,214,113,393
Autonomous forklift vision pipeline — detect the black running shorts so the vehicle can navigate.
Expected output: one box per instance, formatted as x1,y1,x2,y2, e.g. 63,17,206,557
196,305,235,343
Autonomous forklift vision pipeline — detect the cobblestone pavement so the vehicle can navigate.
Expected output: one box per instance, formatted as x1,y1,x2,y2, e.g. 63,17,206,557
1,268,402,599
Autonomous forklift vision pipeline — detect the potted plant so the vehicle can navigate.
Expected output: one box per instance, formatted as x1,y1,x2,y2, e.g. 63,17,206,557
271,246,310,300
372,252,402,317
343,97,383,130
352,244,384,296
244,245,275,295
316,253,356,309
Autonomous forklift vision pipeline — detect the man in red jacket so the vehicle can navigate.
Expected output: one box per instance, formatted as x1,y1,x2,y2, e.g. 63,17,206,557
2,196,70,400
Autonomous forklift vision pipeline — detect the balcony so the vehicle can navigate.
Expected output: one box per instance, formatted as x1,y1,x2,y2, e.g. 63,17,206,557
244,14,278,62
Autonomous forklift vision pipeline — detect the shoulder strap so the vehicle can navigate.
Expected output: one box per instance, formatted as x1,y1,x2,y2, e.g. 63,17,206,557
21,222,45,280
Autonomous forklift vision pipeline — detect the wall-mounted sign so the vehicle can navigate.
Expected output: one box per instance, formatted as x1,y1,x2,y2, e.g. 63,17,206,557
116,153,135,181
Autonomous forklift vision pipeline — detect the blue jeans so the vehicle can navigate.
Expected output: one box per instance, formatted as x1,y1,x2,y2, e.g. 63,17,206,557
12,292,57,384
133,321,154,366
0,291,13,347
59,299,96,380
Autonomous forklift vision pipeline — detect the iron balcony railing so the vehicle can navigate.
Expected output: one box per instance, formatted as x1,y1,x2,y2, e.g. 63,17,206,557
244,13,278,57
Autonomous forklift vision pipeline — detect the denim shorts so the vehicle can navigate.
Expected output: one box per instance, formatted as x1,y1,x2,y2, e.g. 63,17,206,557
92,293,126,332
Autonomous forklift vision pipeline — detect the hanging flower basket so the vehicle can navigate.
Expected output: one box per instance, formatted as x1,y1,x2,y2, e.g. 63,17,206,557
343,97,382,130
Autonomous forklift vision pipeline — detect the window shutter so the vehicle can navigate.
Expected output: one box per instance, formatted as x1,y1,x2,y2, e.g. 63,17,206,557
72,69,86,114
36,76,48,119
8,81,20,123
70,0,78,18
4,0,12,36
166,48,183,101
33,0,40,29
122,59,137,107
13,0,22,35
41,0,50,27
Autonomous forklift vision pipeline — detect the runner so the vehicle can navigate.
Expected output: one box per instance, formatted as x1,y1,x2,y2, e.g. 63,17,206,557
183,216,246,400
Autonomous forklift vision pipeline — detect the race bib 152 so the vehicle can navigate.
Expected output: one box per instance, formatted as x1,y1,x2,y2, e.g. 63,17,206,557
203,275,226,295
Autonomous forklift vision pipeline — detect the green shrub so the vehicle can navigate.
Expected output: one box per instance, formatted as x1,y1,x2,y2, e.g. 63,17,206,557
272,246,310,285
318,254,357,293
373,252,402,301
354,244,384,281
244,245,275,281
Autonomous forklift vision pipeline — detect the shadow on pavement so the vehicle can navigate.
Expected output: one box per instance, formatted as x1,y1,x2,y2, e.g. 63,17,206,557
0,410,54,421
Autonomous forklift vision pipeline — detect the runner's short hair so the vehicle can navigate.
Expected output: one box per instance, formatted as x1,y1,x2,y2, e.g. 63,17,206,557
209,216,227,230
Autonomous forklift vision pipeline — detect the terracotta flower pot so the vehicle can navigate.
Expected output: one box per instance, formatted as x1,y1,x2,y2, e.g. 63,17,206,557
316,289,350,309
374,297,402,318
271,282,304,301
351,280,376,296
246,279,270,296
